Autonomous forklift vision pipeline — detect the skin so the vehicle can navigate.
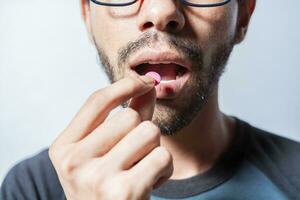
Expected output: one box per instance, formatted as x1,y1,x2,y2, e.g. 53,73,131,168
49,0,255,199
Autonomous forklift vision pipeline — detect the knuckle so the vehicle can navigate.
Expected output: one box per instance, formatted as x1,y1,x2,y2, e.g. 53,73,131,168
142,121,160,132
100,176,133,199
60,155,76,176
141,121,161,140
87,89,107,105
153,147,173,167
123,108,142,125
89,90,102,101
56,146,79,177
48,143,64,165
123,76,140,93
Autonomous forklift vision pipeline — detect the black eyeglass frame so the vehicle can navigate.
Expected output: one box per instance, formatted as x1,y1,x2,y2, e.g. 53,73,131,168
90,0,232,7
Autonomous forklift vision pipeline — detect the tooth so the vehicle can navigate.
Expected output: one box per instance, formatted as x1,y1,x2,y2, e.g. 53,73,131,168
161,80,176,83
147,61,172,65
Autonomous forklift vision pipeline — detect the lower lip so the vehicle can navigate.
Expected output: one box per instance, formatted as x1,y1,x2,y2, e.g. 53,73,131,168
155,71,190,99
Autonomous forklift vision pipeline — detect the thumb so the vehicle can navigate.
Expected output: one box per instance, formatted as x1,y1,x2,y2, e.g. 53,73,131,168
129,87,156,121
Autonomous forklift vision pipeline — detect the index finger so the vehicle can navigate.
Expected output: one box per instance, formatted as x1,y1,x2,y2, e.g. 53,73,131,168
57,72,155,144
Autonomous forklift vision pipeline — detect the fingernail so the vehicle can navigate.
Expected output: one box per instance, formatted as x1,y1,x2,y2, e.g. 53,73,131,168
140,75,155,85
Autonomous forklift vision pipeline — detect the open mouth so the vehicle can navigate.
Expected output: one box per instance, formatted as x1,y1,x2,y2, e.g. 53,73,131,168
132,62,191,99
128,50,192,99
134,63,188,82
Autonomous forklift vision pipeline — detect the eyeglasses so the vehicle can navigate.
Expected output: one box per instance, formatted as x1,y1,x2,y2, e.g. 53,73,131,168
90,0,232,7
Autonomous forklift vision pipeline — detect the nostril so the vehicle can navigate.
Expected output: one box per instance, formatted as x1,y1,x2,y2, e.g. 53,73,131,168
143,22,154,30
140,18,183,32
167,21,179,31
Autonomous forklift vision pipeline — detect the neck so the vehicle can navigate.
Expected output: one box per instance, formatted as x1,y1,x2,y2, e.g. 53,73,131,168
160,88,236,180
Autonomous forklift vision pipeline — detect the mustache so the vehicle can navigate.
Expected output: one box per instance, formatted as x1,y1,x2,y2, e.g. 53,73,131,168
117,31,204,69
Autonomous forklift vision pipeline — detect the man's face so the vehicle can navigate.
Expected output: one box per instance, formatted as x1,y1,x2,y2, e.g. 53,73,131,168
84,0,241,135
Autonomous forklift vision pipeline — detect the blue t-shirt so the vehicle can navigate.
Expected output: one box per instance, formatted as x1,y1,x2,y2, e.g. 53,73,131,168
151,160,288,200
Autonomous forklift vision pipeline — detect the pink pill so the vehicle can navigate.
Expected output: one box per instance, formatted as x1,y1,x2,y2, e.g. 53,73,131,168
146,71,161,86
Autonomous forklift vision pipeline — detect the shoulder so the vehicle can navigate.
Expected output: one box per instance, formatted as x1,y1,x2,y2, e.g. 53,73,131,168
236,118,300,199
0,149,65,200
240,119,300,160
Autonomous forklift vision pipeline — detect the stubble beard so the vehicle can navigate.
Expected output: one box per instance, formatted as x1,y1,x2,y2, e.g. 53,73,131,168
94,31,234,135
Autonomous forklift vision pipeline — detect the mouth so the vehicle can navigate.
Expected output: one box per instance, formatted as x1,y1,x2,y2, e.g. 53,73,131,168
129,51,192,99
134,62,187,82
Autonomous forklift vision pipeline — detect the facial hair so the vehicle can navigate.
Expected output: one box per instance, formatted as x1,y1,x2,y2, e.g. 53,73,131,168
95,31,234,135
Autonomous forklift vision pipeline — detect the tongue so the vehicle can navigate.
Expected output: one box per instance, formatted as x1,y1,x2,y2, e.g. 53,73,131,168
136,64,179,80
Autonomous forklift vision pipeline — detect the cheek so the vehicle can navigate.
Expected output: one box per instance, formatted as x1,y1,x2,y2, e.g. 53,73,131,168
90,6,138,65
185,4,238,47
184,4,238,68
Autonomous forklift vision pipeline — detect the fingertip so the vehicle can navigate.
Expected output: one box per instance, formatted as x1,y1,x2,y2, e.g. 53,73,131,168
139,74,156,86
146,72,161,86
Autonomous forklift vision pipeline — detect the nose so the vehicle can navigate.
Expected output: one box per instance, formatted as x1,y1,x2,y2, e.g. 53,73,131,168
137,0,185,33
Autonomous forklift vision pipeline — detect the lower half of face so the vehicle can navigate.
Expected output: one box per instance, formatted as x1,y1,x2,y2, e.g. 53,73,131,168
95,32,234,135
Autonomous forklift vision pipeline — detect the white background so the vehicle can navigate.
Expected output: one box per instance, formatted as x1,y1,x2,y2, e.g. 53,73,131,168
1,0,300,182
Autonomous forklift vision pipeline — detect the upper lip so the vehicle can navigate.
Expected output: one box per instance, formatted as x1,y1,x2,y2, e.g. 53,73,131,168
129,50,192,71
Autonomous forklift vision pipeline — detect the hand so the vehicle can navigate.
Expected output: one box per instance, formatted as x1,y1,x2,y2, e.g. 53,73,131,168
49,73,173,200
